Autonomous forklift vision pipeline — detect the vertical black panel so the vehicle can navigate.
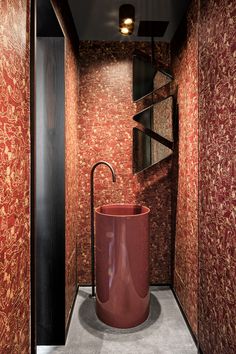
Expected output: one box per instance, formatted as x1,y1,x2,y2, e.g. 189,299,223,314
37,0,63,37
36,37,65,344
30,0,36,352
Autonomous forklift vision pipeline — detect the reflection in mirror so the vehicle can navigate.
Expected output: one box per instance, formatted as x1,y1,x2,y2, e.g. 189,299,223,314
133,52,156,102
153,96,173,142
133,96,174,142
154,70,172,90
133,128,172,174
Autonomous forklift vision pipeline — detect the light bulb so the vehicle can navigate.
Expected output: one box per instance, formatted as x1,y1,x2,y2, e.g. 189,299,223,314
120,27,129,35
124,18,133,25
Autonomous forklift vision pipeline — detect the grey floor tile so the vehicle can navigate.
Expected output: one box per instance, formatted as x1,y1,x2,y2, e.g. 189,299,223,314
37,286,198,354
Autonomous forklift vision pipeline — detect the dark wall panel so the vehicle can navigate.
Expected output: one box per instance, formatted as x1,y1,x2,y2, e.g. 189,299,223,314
36,37,65,344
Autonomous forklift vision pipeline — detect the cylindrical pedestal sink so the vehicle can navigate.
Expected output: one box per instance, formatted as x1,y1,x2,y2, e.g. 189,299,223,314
95,204,150,328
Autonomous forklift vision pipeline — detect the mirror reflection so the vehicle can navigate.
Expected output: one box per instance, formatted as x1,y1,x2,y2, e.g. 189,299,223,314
154,70,172,90
133,128,172,174
133,96,174,142
133,52,156,102
132,50,173,102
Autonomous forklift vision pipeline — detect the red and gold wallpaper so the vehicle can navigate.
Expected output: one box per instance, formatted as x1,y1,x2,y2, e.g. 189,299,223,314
77,41,173,285
199,0,236,352
64,40,79,326
171,0,235,350
52,0,80,326
171,0,199,335
0,1,234,352
0,0,30,353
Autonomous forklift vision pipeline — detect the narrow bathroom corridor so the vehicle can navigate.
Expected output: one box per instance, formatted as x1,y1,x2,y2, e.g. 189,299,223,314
37,287,197,354
0,0,235,353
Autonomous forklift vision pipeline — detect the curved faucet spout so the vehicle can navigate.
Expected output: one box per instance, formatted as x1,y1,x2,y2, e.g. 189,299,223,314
91,160,116,183
90,161,116,297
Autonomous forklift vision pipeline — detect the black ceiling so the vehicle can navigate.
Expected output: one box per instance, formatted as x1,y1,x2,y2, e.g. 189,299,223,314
67,0,190,42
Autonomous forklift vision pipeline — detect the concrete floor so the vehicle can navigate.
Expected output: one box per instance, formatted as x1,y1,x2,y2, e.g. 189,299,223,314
37,286,198,354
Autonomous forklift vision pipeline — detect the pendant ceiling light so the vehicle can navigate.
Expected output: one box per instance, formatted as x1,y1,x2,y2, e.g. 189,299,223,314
119,4,135,36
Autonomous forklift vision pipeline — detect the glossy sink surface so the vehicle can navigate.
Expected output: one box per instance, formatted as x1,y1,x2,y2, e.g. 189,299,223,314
95,204,150,329
96,204,150,216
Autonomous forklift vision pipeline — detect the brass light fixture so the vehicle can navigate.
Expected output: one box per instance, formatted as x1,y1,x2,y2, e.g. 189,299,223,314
119,4,135,36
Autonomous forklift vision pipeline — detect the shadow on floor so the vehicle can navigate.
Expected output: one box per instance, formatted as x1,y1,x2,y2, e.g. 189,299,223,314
78,290,161,341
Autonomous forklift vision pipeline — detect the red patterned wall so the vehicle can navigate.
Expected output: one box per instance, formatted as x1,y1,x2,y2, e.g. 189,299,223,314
77,41,173,285
171,0,199,335
0,0,30,353
64,45,79,325
52,1,80,326
199,0,236,352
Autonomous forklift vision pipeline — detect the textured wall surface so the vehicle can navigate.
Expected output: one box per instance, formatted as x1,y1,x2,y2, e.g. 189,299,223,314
0,0,30,353
77,41,173,285
171,0,199,335
64,43,79,324
199,0,236,352
52,0,80,326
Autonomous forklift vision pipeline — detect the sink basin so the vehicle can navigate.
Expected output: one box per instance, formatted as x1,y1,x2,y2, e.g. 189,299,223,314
95,204,150,328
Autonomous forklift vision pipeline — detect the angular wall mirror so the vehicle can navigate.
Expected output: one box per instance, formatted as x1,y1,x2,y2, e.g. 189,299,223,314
154,70,172,90
133,50,173,102
133,51,156,102
133,96,174,142
133,128,172,174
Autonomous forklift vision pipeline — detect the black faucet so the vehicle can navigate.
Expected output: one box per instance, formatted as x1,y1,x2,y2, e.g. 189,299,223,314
90,161,116,297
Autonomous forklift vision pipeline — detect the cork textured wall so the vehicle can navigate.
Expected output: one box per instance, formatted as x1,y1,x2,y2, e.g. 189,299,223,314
77,41,173,285
199,0,236,352
171,0,199,335
0,0,30,353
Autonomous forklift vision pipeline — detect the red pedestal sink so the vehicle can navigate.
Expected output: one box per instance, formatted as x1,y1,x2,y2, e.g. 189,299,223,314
95,204,150,328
